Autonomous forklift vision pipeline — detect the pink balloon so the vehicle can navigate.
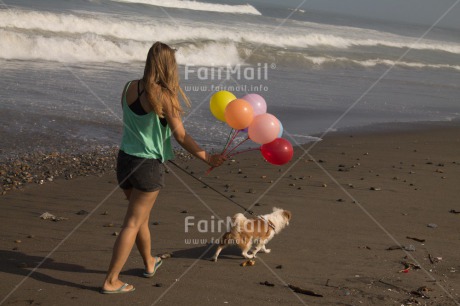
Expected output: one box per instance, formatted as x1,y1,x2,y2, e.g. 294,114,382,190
248,113,280,144
241,94,267,116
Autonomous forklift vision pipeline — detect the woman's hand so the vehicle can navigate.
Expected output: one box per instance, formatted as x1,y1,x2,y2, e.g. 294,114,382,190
207,154,227,167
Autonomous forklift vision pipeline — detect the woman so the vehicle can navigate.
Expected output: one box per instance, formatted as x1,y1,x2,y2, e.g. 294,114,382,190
101,42,226,294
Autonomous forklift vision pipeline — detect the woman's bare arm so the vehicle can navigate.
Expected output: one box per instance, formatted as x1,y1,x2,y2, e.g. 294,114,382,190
165,112,226,167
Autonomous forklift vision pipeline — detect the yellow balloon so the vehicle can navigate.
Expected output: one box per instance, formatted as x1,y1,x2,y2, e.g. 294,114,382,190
210,91,236,122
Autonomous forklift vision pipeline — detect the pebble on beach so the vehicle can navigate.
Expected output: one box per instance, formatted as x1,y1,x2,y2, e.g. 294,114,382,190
0,147,192,195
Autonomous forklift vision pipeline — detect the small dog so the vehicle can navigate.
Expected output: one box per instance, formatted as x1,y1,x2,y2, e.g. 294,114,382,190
212,207,291,261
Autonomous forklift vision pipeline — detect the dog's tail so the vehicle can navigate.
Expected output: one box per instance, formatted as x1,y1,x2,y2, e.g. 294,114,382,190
231,213,246,234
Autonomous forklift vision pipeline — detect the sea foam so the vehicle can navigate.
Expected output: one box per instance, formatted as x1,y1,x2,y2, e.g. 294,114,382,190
1,9,459,67
110,0,261,15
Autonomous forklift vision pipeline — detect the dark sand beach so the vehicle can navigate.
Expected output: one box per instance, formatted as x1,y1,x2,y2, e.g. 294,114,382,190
1,121,460,305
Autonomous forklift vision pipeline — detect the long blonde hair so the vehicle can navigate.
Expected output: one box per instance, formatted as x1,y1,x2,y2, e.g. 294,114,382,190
142,42,190,117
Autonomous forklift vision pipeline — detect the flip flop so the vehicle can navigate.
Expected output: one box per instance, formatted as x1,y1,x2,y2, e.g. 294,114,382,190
100,283,135,294
143,257,162,278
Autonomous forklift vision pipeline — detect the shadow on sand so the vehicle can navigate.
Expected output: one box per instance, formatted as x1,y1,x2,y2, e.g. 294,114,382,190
0,250,103,292
170,243,243,261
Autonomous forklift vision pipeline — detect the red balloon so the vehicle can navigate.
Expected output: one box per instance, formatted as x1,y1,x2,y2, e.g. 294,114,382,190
260,138,293,165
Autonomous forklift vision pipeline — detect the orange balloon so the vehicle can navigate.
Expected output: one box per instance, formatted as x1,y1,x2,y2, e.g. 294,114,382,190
224,99,254,130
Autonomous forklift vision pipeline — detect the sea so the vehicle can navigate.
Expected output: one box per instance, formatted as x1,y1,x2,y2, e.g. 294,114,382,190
1,0,459,157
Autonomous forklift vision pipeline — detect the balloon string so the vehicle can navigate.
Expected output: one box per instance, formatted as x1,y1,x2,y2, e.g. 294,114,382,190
227,147,260,158
222,129,240,155
225,137,249,156
205,166,214,176
207,129,237,175
207,128,248,175
221,128,235,153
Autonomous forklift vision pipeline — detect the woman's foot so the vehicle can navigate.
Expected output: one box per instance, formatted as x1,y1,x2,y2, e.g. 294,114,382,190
143,256,162,277
102,279,135,293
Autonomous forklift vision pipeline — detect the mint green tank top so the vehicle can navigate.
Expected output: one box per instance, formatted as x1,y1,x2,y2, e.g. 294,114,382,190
120,81,174,162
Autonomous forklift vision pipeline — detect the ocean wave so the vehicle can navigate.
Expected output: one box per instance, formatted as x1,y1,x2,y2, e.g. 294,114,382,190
0,29,241,65
1,24,458,71
1,9,459,68
110,0,261,15
299,55,460,71
2,9,460,55
0,29,145,62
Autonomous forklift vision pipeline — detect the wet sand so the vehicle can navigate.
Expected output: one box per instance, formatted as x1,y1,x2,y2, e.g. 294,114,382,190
1,121,460,305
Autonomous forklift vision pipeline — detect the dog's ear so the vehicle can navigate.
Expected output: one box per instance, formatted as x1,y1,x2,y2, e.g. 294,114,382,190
282,210,292,221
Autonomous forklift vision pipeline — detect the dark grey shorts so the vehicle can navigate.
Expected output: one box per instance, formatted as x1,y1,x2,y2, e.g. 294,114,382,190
117,150,165,192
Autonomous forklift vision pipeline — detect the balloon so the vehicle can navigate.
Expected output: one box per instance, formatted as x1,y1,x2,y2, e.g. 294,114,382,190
224,99,254,130
210,91,236,122
261,138,293,165
248,113,280,144
277,119,283,137
241,94,267,116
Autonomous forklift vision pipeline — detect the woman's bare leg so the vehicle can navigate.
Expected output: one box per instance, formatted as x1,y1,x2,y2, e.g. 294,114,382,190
124,189,157,272
136,218,159,273
102,189,159,291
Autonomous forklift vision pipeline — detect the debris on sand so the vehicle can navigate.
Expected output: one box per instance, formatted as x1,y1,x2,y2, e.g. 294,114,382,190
406,236,425,243
387,245,416,251
288,284,323,297
241,260,255,267
449,209,460,214
260,281,274,287
39,212,68,221
428,254,442,264
40,212,56,220
410,286,432,299
401,297,421,304
400,261,421,273
159,253,172,259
